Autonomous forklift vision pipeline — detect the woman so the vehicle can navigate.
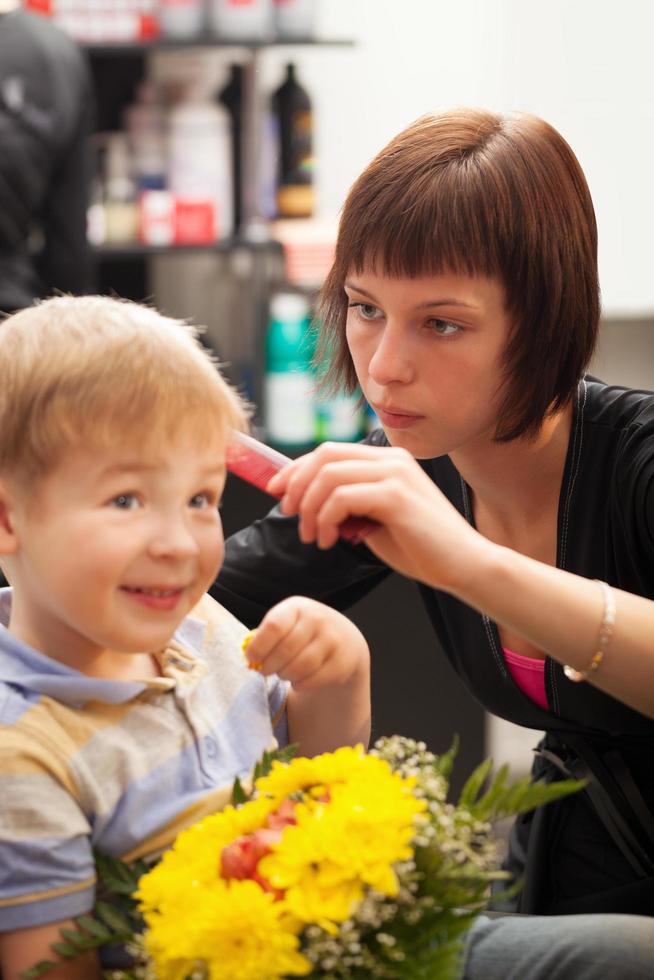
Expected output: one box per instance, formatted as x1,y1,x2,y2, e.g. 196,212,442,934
213,108,654,918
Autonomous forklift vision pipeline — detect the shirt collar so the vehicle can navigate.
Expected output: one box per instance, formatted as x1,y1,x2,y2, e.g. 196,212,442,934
0,587,207,707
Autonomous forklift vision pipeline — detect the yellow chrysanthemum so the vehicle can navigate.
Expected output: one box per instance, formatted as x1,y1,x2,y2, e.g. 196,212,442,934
136,744,427,970
258,752,426,929
143,879,311,980
255,744,392,802
137,795,278,916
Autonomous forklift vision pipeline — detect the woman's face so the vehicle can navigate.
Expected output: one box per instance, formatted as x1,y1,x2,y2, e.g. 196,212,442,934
344,269,513,459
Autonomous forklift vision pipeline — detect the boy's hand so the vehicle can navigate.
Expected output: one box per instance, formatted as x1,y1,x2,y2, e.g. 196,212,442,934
243,596,368,692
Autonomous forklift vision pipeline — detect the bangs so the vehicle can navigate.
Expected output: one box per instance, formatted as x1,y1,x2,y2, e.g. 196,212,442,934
21,366,235,481
341,161,505,283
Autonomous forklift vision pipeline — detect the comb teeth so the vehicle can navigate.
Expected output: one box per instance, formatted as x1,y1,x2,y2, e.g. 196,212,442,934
225,430,377,545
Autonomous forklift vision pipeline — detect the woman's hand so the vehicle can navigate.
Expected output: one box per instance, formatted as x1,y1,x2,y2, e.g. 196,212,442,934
268,442,487,594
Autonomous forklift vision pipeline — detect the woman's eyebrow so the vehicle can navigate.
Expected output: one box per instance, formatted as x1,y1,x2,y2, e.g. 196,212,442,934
345,282,479,310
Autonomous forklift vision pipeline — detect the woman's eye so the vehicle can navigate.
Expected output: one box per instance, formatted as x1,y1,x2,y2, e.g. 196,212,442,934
429,319,460,337
350,302,383,321
110,493,140,510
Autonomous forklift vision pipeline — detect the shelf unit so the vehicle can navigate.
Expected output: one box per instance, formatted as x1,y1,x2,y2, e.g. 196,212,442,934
86,33,352,414
91,238,283,260
87,36,354,242
83,36,354,54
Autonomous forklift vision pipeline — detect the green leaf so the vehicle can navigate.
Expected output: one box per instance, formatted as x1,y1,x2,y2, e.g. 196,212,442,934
74,914,111,939
434,735,459,781
94,851,148,896
457,756,493,808
471,772,586,822
253,743,299,782
59,927,97,951
95,900,133,935
18,960,58,979
231,775,248,805
50,942,78,959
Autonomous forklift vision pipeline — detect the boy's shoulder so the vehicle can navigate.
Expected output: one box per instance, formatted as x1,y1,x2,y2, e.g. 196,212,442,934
188,593,248,632
177,593,250,659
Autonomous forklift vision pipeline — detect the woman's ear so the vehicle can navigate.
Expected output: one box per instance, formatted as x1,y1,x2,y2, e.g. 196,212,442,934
0,479,19,555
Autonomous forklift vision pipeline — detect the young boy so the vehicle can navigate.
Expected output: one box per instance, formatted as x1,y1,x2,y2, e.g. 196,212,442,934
0,295,370,980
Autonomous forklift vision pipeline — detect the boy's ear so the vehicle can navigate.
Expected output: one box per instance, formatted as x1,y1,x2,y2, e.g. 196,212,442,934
0,479,19,555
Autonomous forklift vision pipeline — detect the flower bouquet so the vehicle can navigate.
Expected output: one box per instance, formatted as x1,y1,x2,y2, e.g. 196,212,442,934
22,736,582,980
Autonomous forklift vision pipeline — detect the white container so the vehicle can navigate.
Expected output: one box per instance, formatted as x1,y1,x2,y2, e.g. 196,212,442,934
209,0,274,41
167,89,233,239
123,82,167,190
160,0,206,40
102,132,138,244
316,392,362,442
274,0,316,39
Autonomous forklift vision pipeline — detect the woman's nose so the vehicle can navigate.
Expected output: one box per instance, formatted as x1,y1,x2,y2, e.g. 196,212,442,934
367,321,414,386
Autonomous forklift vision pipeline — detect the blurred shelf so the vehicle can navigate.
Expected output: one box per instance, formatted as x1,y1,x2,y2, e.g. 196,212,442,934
83,37,355,55
92,238,283,260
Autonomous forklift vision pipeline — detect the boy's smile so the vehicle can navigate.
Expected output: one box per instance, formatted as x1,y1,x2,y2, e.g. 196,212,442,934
2,431,227,679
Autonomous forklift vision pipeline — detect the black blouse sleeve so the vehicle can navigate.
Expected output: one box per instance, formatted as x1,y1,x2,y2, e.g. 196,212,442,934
614,405,654,586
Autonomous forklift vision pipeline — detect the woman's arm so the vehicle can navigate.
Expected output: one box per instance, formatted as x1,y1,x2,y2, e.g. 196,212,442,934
269,442,654,719
458,542,654,718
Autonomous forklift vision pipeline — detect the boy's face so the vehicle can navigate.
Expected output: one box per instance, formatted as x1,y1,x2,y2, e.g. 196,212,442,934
3,430,227,673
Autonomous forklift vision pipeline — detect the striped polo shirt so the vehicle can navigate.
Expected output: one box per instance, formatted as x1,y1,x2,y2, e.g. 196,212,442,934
0,589,288,931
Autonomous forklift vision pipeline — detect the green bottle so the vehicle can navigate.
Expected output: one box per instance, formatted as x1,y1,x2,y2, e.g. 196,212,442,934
264,292,316,447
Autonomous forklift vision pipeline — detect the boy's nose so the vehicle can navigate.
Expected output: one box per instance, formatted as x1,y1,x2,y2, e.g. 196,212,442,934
148,517,200,560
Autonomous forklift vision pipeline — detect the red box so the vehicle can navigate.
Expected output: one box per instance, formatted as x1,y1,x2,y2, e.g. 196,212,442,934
173,198,216,245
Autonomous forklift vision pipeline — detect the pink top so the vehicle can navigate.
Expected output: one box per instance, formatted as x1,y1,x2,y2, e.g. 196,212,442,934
503,647,548,710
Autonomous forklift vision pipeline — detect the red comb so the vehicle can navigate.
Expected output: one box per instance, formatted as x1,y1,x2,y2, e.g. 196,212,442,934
225,431,377,546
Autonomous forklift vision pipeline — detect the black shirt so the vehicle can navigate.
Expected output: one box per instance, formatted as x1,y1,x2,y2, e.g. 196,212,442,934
214,378,654,913
0,9,93,312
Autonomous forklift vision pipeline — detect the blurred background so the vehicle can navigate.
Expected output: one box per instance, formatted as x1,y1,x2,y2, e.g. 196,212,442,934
12,0,654,785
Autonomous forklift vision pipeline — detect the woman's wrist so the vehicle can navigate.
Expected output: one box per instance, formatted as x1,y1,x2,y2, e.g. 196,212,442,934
432,526,504,601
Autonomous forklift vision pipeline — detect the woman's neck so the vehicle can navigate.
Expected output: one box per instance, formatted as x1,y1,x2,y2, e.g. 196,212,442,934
450,404,573,537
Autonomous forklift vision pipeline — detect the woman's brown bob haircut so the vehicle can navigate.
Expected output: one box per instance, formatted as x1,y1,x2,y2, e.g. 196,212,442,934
317,108,600,442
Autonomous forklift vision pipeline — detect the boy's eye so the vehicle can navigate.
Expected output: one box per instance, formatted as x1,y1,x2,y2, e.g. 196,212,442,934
110,493,140,510
189,492,216,510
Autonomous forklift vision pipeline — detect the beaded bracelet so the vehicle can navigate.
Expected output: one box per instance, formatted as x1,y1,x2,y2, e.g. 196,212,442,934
563,580,616,683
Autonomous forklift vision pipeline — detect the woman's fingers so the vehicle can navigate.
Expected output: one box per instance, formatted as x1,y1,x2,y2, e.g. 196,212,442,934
267,442,391,509
295,459,390,543
313,481,404,549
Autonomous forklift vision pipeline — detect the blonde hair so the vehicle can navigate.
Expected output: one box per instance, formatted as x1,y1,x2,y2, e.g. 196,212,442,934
0,295,249,483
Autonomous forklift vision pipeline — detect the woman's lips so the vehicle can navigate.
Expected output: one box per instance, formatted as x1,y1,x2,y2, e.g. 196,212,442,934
374,406,425,429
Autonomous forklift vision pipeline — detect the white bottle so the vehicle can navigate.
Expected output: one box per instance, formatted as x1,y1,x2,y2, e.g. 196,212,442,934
167,86,234,240
102,132,138,244
209,0,274,41
159,0,206,40
274,0,316,39
122,82,167,191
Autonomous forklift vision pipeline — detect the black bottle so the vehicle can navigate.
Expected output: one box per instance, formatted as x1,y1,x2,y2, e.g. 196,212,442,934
218,63,243,231
271,63,315,218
